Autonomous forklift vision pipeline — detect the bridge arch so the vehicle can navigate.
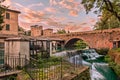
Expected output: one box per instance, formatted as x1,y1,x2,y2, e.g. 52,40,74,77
64,38,90,49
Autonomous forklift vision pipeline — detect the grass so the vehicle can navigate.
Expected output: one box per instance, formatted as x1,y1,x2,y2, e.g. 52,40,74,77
24,56,84,80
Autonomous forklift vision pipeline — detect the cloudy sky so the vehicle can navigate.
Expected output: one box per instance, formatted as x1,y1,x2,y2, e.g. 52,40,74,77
2,0,99,32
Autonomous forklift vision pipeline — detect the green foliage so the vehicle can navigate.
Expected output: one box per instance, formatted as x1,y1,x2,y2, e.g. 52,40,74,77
105,55,120,76
96,48,109,55
16,65,22,70
57,29,66,34
105,55,112,62
109,61,117,68
94,10,120,30
25,30,31,36
0,0,6,30
81,0,120,21
35,56,62,68
114,64,120,76
112,48,120,53
0,7,5,30
74,40,87,49
7,76,17,80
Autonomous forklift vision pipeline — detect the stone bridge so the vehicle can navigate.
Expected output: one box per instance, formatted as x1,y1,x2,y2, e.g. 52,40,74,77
48,28,120,49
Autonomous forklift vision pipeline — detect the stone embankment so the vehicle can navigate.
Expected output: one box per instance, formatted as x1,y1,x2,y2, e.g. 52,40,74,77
109,49,120,64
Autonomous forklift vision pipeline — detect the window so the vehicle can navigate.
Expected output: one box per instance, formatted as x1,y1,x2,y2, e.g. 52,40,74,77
113,42,116,48
6,24,10,30
0,42,4,49
6,13,10,19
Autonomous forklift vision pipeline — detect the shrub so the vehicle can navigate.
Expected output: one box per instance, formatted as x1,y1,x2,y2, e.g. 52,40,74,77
112,48,120,53
109,61,116,68
105,55,120,76
16,65,22,70
96,48,109,55
104,55,112,62
114,64,120,76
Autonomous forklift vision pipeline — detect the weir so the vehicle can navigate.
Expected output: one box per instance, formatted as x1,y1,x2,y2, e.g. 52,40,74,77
67,49,117,80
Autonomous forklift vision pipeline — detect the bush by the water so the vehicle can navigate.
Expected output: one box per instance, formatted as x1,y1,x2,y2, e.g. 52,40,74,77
37,56,62,68
96,48,109,55
110,48,120,53
105,55,120,77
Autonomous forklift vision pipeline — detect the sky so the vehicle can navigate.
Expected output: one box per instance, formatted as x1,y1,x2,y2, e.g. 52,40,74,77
2,0,99,32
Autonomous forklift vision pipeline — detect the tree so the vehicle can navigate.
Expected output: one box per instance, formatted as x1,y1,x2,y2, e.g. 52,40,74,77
25,30,31,36
94,10,120,30
74,40,88,49
57,29,66,34
0,0,5,30
81,0,120,21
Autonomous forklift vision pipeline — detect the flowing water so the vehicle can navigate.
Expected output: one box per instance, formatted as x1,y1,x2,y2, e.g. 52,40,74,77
68,49,118,80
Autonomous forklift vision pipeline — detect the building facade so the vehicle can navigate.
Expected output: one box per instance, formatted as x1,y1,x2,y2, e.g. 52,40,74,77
0,9,20,35
0,9,20,65
31,25,53,37
43,29,53,36
31,25,43,37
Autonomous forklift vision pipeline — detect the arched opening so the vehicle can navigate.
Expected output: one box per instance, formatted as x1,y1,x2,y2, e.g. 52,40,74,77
65,38,89,50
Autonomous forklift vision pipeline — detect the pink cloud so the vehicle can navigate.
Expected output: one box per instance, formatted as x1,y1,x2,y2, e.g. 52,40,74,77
49,15,66,22
45,7,57,13
90,18,96,23
14,3,66,29
64,23,93,32
69,10,78,17
27,3,44,8
80,22,87,25
2,0,11,6
50,0,83,17
19,21,33,30
67,0,74,2
82,27,91,31
49,0,57,6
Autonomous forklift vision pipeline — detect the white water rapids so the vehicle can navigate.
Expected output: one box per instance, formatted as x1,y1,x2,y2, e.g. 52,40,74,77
68,49,117,80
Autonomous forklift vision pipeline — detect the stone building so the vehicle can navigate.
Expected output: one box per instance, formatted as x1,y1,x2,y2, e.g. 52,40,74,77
0,9,20,35
0,8,20,48
0,8,20,65
31,25,53,37
31,25,43,37
43,29,53,36
0,9,63,67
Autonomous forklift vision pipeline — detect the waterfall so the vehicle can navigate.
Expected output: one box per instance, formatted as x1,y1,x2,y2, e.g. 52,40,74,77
90,63,117,80
68,49,117,80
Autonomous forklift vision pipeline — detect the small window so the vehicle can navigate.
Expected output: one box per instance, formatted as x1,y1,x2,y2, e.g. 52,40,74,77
0,42,4,49
6,24,10,30
6,13,10,19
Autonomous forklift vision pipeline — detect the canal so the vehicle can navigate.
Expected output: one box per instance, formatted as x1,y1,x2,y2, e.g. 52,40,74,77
68,49,118,80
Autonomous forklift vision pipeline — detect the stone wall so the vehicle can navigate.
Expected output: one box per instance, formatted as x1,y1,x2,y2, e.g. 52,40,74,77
62,66,90,80
4,40,30,67
47,28,120,49
109,50,120,64
31,26,43,37
71,67,90,80
43,29,53,36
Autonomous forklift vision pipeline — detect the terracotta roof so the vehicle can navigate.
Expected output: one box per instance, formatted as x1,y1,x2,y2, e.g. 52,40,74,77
6,8,21,13
5,35,32,41
35,36,64,41
44,28,53,30
0,34,63,41
0,34,18,38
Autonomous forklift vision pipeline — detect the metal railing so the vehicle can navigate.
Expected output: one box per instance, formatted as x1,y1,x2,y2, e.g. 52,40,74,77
25,53,83,80
25,57,63,80
0,54,26,77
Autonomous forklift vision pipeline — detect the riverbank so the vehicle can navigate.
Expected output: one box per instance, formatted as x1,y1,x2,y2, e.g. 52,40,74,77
105,48,120,78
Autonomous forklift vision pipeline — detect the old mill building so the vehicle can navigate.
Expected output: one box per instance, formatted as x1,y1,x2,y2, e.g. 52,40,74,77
0,8,64,65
